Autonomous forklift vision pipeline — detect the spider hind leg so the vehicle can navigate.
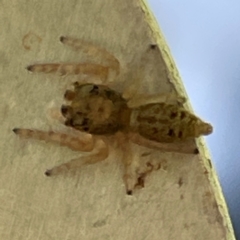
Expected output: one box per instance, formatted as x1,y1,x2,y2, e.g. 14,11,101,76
12,128,94,152
13,128,109,176
45,138,108,176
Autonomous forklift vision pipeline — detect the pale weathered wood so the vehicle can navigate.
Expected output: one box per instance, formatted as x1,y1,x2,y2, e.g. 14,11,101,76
0,0,235,239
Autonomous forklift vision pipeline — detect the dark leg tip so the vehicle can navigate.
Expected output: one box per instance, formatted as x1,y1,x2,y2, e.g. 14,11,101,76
64,119,73,127
194,148,199,154
126,190,133,195
59,36,66,42
61,105,69,115
12,128,19,134
150,44,157,49
26,65,33,71
73,81,80,87
45,169,52,176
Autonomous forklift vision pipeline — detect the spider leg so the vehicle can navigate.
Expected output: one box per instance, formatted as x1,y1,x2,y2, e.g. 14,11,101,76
121,142,136,195
121,142,160,195
12,128,94,152
45,138,108,176
128,133,199,154
26,36,120,83
59,36,120,75
124,91,186,108
116,132,147,195
27,63,109,81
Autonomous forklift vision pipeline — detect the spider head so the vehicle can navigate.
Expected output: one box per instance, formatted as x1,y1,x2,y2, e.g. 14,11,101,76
61,83,128,135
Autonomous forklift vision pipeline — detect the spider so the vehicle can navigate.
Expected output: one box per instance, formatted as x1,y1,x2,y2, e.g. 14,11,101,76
13,36,213,195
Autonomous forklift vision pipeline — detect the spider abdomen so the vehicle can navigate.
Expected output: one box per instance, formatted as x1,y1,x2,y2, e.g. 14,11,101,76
131,103,212,143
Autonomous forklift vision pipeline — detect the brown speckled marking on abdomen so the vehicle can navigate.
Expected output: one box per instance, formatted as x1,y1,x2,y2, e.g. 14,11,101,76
134,103,199,143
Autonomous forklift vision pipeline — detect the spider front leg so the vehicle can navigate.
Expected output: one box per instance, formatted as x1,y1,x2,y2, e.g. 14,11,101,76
123,88,186,108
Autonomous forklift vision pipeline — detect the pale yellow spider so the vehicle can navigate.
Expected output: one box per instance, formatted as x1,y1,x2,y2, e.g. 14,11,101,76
13,36,213,195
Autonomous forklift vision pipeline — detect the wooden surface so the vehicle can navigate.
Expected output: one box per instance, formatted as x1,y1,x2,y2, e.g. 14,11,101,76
0,0,235,239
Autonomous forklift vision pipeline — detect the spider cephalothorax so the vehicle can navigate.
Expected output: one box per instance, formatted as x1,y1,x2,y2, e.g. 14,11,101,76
62,83,130,135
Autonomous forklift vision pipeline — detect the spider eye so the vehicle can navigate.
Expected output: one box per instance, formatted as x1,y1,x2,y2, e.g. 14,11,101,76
105,89,113,98
168,129,174,137
82,118,89,126
73,81,80,88
65,119,73,126
170,112,177,119
64,90,75,100
61,105,72,117
90,85,99,94
78,118,90,131
180,111,186,119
